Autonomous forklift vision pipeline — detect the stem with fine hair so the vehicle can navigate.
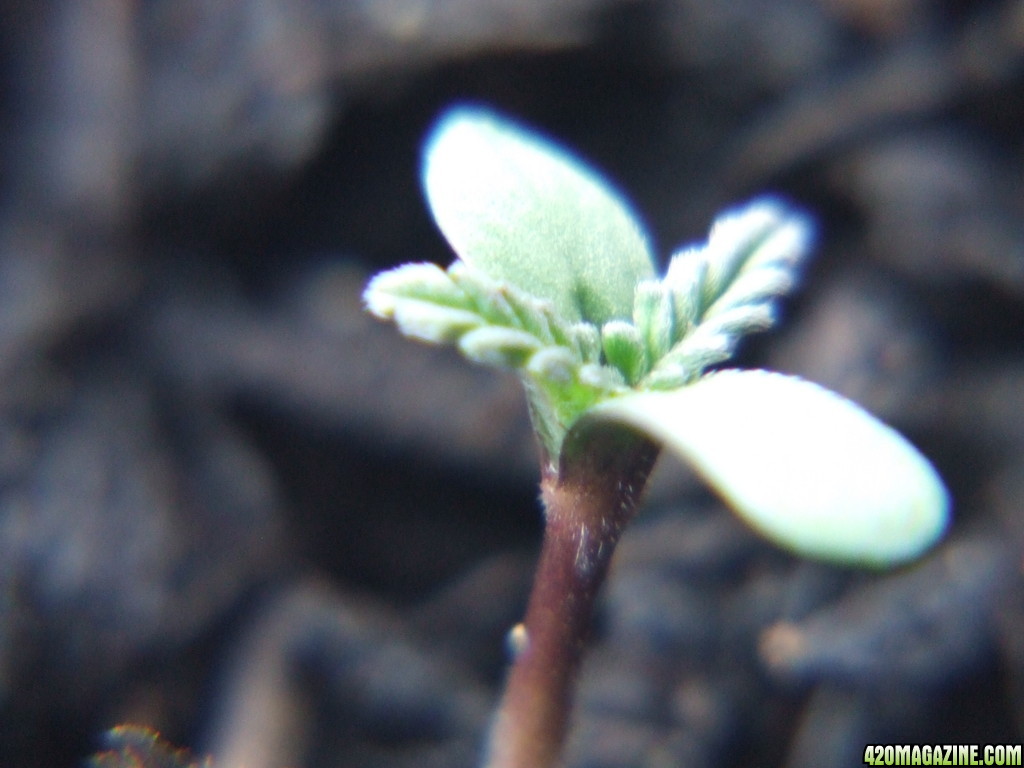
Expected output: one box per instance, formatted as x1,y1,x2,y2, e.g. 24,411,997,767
483,431,660,768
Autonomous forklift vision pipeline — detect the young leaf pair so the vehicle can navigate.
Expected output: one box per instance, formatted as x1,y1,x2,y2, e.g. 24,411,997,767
365,106,949,568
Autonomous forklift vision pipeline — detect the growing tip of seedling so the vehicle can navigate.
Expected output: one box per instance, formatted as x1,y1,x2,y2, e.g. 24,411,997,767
366,104,950,568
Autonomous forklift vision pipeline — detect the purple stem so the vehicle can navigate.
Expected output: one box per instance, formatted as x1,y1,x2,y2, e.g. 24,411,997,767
484,433,659,768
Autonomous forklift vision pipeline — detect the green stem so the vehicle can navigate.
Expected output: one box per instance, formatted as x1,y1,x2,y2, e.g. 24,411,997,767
483,432,659,768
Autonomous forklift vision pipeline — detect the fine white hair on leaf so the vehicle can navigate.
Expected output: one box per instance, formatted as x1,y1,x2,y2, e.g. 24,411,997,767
422,105,656,325
581,369,950,567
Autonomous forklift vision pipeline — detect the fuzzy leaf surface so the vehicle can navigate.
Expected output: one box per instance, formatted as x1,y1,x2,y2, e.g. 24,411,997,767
422,106,655,325
574,370,949,566
640,199,813,389
364,260,626,460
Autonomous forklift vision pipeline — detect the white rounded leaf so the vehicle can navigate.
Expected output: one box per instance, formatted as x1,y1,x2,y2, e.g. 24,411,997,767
422,106,655,325
581,370,949,566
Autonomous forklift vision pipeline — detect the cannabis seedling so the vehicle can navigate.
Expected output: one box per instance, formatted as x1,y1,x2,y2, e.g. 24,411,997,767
364,107,949,768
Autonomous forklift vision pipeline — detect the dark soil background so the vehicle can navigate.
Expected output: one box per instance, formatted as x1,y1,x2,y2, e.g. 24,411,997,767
2,1,1023,767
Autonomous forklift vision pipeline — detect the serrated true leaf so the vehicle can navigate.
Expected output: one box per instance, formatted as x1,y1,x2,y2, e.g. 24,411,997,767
422,106,655,325
575,370,949,566
601,320,648,384
363,262,468,318
568,323,602,364
633,280,674,362
458,326,544,367
664,246,707,327
391,301,482,343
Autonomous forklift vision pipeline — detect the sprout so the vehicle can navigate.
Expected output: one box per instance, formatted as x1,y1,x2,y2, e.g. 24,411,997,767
365,106,950,768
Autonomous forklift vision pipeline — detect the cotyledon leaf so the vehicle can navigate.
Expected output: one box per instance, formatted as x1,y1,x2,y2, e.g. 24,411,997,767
572,369,949,566
422,106,656,326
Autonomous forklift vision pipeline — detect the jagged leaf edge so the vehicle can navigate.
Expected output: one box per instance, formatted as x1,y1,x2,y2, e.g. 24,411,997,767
364,260,629,459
